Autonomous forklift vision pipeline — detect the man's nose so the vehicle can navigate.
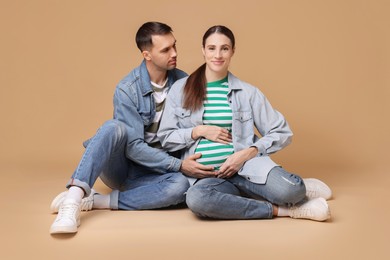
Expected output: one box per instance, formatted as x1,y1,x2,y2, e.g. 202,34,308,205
171,48,177,57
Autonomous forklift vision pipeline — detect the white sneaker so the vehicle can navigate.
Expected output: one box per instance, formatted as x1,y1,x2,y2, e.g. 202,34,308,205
303,178,332,200
50,200,81,234
50,189,96,213
289,197,331,221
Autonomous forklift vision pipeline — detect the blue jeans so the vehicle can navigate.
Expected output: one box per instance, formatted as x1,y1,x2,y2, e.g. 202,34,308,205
66,120,190,210
185,167,306,219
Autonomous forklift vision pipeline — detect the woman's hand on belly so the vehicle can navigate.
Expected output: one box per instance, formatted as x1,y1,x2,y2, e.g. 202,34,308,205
192,125,232,144
217,147,258,179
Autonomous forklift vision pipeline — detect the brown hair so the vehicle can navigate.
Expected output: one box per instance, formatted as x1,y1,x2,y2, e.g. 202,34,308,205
183,25,235,111
135,22,173,52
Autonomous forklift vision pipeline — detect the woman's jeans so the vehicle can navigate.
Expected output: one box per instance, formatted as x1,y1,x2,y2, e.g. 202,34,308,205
186,167,306,219
66,120,190,210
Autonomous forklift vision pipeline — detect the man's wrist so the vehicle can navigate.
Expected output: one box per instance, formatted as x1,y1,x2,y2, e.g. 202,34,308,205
171,157,182,172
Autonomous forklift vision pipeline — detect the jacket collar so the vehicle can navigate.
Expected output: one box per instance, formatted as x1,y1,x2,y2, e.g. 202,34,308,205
227,72,243,90
138,60,153,96
138,60,178,96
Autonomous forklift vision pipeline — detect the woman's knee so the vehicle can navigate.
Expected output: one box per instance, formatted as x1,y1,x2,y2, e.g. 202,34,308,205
268,168,306,205
186,184,211,215
278,180,306,205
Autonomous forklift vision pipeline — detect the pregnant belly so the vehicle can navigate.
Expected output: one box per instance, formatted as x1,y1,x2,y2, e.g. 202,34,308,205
194,138,234,170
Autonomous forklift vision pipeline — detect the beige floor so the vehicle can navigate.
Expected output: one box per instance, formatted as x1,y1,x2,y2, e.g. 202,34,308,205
1,163,388,260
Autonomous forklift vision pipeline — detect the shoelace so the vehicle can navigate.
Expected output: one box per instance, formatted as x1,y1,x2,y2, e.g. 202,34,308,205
290,206,313,219
306,189,319,199
290,200,330,221
79,197,94,211
56,203,79,221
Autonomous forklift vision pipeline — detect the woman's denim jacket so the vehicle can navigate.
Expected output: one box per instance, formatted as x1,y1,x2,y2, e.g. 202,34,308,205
111,60,187,173
158,72,293,184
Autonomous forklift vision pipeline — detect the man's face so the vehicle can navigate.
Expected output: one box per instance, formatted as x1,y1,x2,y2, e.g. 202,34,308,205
143,33,177,72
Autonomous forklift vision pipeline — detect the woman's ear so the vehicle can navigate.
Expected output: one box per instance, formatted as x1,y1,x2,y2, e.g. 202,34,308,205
201,46,205,57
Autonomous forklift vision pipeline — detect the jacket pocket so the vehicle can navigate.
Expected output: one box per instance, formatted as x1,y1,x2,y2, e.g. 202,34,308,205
140,111,152,126
174,108,192,127
233,111,253,138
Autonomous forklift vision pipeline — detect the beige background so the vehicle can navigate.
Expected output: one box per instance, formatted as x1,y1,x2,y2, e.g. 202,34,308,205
1,0,389,259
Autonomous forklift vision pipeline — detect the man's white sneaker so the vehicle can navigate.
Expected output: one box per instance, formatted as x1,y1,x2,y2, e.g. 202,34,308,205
50,189,96,213
303,178,332,200
289,197,331,222
50,199,81,234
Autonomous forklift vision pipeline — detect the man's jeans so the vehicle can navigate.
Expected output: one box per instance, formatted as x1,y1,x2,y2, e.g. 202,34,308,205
66,120,189,210
186,167,306,219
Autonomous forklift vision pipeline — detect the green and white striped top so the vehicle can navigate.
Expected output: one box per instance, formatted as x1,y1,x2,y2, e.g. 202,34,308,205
195,77,234,170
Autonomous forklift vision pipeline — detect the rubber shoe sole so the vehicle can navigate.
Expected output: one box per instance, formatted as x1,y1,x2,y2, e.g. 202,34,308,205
50,201,81,234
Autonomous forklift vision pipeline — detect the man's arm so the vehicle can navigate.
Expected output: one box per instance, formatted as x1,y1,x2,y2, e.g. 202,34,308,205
113,86,181,173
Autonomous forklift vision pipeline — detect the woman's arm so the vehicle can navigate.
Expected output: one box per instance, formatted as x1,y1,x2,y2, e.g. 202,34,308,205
251,88,293,156
157,82,197,152
217,146,258,178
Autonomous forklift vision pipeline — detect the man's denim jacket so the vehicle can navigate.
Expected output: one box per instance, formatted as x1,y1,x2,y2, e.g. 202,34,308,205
158,72,292,184
112,60,187,173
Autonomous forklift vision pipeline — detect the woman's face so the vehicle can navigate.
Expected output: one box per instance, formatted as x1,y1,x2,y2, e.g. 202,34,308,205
202,33,234,77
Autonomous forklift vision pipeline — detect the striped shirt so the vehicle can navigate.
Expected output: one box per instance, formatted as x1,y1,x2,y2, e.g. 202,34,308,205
195,77,234,170
145,79,168,148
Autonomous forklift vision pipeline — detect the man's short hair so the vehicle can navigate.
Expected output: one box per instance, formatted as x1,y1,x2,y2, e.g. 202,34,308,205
135,22,173,52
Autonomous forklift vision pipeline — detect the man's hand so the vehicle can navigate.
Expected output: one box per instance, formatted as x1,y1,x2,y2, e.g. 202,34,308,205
180,153,217,179
217,147,258,179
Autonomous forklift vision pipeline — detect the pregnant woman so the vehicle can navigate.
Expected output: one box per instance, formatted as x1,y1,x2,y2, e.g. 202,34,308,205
158,25,332,221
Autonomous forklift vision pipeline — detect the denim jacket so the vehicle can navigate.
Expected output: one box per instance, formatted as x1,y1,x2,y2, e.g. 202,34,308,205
112,60,187,173
158,72,292,184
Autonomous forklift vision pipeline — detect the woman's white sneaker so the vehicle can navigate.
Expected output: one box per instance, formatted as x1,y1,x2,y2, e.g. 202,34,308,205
50,199,81,234
289,197,331,221
303,178,332,200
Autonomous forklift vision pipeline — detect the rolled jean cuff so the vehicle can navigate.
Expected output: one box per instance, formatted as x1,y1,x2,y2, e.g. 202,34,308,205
110,190,119,210
66,178,91,197
265,201,274,219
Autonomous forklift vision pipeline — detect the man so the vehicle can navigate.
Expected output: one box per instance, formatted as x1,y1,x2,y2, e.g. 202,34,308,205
50,22,216,234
